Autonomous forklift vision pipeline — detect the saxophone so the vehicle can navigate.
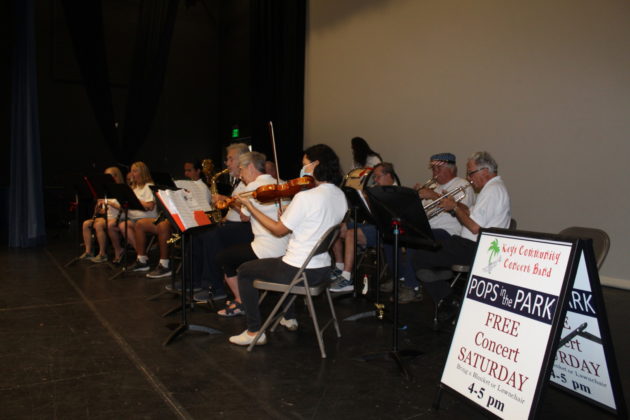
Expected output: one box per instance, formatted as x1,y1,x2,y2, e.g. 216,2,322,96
210,168,230,223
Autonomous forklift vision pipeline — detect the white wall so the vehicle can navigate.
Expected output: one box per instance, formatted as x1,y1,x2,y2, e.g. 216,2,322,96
305,0,630,286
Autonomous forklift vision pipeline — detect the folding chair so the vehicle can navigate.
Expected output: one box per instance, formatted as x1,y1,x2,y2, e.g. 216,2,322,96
558,226,610,270
247,224,342,358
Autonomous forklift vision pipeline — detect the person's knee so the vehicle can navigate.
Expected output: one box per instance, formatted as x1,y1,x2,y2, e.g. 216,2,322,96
157,220,171,235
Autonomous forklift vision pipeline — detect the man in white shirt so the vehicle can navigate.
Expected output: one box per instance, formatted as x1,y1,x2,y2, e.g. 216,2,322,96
411,151,511,313
417,153,476,240
190,143,254,302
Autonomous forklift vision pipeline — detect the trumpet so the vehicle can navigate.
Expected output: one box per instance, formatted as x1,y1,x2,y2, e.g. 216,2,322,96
423,182,471,219
414,177,437,191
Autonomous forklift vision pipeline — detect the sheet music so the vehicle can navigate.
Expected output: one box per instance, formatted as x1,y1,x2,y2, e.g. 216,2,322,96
173,179,212,212
157,189,211,231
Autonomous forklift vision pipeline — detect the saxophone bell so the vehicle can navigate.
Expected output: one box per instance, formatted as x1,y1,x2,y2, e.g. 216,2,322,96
209,168,230,223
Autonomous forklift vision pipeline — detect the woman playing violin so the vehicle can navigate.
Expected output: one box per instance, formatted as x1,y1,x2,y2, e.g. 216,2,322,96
228,144,347,346
215,151,289,316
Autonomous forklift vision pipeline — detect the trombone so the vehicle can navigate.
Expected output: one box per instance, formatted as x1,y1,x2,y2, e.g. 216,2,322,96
423,182,471,219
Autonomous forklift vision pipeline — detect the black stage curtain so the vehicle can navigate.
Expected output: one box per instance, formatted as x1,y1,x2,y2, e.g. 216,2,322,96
9,0,46,247
60,0,120,158
122,0,179,164
62,0,179,164
250,0,306,179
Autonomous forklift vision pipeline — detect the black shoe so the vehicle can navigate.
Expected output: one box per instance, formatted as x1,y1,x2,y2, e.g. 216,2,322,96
129,260,150,272
165,281,201,293
146,264,172,279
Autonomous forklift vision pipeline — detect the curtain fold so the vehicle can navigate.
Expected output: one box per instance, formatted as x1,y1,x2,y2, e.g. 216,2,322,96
250,0,306,178
122,0,179,164
9,0,46,247
61,0,179,164
60,0,120,159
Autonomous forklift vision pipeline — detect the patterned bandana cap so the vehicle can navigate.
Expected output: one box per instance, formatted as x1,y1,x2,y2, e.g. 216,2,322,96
429,153,456,165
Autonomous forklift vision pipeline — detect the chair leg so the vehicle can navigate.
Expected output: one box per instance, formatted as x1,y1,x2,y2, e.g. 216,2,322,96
433,301,440,330
247,286,297,352
304,293,327,358
270,295,298,332
258,290,268,305
325,288,342,338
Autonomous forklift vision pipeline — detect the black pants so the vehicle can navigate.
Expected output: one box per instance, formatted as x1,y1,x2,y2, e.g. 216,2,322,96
216,242,257,278
410,235,477,302
191,222,253,293
237,258,330,332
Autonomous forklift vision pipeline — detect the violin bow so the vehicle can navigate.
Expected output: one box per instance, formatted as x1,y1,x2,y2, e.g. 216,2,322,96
268,121,282,209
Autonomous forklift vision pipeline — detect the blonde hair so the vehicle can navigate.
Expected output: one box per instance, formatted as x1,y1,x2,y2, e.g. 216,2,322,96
126,171,135,188
104,166,124,184
131,161,153,187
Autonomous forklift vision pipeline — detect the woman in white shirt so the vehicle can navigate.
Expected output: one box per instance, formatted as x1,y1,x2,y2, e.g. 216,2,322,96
108,161,157,262
77,166,125,263
228,144,348,346
215,152,289,317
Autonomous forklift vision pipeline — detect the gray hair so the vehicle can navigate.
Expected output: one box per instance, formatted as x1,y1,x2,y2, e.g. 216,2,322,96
227,142,250,156
469,151,498,174
374,162,396,178
239,151,267,173
443,162,458,175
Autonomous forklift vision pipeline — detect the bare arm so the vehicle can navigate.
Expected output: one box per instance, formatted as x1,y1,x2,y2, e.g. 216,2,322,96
439,197,480,234
140,200,155,211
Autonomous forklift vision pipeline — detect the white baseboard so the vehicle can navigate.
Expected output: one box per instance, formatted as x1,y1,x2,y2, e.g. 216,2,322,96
600,275,630,291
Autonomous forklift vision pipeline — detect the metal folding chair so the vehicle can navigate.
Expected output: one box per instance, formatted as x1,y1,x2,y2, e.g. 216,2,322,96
247,224,342,358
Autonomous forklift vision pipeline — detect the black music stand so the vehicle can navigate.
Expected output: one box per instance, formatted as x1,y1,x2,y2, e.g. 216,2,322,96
64,174,115,267
105,183,145,280
152,190,221,346
357,185,437,380
147,186,217,317
151,172,177,189
340,187,387,322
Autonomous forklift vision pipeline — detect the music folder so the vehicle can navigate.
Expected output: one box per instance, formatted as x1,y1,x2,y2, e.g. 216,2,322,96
104,183,145,211
155,188,212,232
85,174,116,199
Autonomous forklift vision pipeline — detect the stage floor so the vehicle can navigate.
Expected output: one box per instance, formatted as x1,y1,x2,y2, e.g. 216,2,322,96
1,234,628,419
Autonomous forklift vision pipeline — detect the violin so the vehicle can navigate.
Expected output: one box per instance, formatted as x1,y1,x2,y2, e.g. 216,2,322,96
216,176,316,210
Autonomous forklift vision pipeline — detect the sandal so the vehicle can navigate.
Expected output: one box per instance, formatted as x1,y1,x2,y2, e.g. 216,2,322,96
217,301,245,317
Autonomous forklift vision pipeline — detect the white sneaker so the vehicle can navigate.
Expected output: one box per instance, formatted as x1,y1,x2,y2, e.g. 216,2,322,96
229,330,267,346
279,317,298,331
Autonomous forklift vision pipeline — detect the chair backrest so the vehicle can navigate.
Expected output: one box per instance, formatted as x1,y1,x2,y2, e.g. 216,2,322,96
558,226,611,270
308,224,342,262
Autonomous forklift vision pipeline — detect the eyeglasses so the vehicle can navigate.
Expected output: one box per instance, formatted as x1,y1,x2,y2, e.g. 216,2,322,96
466,167,486,177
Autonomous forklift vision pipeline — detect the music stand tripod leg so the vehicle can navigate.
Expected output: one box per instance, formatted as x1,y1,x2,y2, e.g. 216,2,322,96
163,231,221,346
344,224,388,322
108,206,131,280
354,219,422,379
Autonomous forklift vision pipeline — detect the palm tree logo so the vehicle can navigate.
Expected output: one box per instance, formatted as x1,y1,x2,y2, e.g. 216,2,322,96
485,239,501,273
